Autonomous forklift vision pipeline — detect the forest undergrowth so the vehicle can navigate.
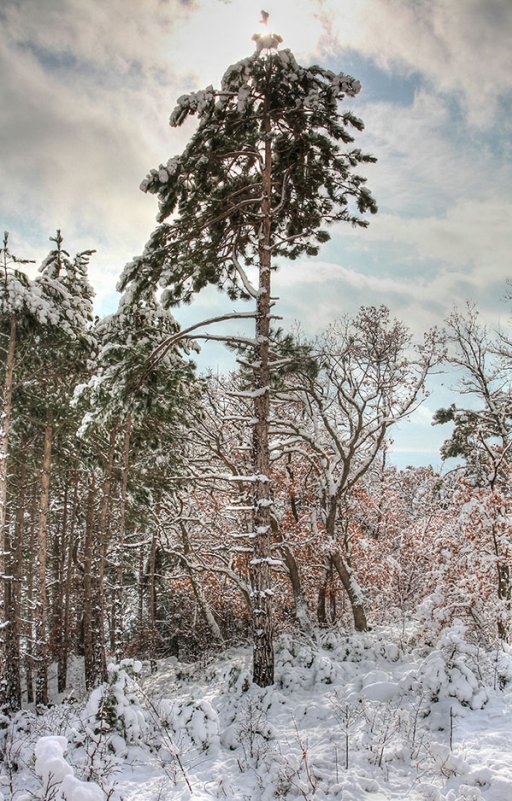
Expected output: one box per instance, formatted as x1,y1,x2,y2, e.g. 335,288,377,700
1,623,511,801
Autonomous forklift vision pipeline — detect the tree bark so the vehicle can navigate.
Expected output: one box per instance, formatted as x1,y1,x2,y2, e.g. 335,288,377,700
331,551,368,631
83,476,97,690
59,477,78,693
35,413,54,706
25,483,38,704
491,508,511,642
95,428,117,680
317,559,338,628
4,464,26,711
112,420,130,660
179,520,224,643
148,525,159,672
251,83,274,687
278,541,312,632
324,497,368,631
0,314,16,710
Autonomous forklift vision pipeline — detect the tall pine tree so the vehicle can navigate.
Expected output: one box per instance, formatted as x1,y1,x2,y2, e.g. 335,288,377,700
119,42,376,685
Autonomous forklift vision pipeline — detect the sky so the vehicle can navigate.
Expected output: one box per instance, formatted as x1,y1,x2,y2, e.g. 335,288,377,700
1,0,511,468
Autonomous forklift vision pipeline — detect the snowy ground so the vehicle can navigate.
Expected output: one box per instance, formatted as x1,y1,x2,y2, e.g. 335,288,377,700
1,625,512,801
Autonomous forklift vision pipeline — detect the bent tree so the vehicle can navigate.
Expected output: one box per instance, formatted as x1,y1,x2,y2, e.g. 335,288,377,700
119,45,376,685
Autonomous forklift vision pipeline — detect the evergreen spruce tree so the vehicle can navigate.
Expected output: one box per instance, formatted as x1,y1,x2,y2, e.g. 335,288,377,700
119,41,376,686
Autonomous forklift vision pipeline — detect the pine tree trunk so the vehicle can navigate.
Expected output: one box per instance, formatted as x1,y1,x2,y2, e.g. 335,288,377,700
49,508,63,685
138,543,145,642
0,314,16,710
35,413,54,706
59,477,79,693
25,483,38,704
112,420,130,661
148,525,159,672
95,428,117,679
83,476,97,690
250,87,274,687
4,465,26,711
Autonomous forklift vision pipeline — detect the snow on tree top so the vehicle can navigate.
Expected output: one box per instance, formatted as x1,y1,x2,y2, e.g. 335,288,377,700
169,85,215,127
252,32,283,55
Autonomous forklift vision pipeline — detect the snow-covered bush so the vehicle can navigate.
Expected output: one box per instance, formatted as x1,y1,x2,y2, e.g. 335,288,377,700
157,697,220,755
34,735,103,801
84,660,146,747
417,621,488,710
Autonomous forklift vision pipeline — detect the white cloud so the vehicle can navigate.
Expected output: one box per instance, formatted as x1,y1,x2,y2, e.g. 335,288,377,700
1,0,511,326
316,0,512,127
367,201,512,286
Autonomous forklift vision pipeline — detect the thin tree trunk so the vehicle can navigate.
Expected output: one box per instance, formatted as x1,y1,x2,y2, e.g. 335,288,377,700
316,560,332,628
497,560,511,641
55,478,73,694
278,541,312,632
83,476,97,690
95,428,117,680
59,476,79,692
179,520,224,643
277,458,312,632
148,526,159,673
331,551,368,631
491,506,511,642
25,482,38,704
112,419,131,660
324,499,368,632
0,314,16,709
4,463,26,711
251,84,274,687
35,413,54,706
49,510,63,682
138,543,145,641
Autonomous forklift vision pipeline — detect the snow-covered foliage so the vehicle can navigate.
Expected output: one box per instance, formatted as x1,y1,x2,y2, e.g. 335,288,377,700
84,660,147,748
1,627,511,801
0,230,94,338
76,284,197,434
119,48,376,306
34,736,103,801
